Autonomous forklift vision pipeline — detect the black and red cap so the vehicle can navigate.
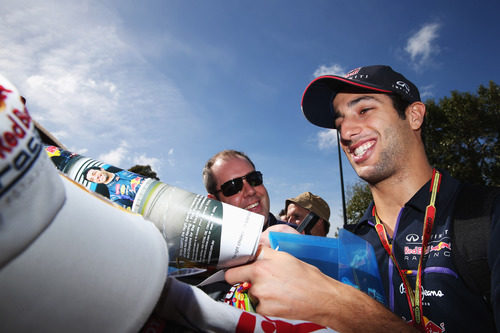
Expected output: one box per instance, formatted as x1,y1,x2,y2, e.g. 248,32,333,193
301,65,420,129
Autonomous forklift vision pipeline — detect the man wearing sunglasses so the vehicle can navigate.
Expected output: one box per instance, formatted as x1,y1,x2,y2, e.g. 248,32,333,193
203,149,280,230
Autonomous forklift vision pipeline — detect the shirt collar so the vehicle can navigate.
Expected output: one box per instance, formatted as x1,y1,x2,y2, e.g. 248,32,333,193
346,169,460,231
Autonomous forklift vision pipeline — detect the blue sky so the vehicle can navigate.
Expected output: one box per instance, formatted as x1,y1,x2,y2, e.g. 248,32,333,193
2,0,499,235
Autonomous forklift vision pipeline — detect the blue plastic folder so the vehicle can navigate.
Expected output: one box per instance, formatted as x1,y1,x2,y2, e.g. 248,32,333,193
268,229,386,305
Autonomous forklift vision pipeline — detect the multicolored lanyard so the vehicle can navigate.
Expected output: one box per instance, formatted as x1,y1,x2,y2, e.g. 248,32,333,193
373,169,441,330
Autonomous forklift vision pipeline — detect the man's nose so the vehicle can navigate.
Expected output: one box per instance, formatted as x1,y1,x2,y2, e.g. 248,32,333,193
241,178,257,196
339,115,361,141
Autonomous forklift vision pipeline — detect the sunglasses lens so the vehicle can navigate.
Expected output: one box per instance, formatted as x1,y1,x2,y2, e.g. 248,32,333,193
218,171,263,197
246,171,263,186
221,178,243,197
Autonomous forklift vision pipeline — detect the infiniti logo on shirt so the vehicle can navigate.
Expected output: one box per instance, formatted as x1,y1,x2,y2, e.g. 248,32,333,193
406,233,420,242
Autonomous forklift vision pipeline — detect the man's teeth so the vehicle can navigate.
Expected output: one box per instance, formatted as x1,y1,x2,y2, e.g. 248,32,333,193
246,202,258,210
354,141,374,156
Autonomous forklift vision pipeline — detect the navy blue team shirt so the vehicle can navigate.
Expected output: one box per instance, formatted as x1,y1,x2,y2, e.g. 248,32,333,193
347,170,499,332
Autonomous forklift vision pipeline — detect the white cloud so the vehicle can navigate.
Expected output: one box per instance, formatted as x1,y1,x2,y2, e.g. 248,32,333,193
0,0,193,160
167,148,175,167
132,154,162,173
313,64,345,78
98,141,129,167
419,84,435,99
96,142,163,172
318,129,338,150
405,23,440,67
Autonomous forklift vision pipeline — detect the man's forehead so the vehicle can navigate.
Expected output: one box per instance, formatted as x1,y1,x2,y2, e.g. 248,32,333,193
213,155,251,169
287,202,309,214
213,156,253,179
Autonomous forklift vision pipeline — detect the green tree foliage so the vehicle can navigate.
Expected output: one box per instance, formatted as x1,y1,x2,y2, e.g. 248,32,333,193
345,81,500,225
128,164,160,180
423,81,500,186
345,180,372,226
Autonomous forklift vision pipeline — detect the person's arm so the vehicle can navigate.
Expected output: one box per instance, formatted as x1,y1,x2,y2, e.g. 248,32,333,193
225,246,417,333
259,223,300,247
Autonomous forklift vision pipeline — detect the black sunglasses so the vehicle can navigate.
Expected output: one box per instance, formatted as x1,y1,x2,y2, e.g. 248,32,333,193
216,171,263,197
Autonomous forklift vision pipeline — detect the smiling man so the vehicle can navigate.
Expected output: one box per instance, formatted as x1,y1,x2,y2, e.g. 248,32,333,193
225,65,500,332
84,167,116,184
203,149,279,230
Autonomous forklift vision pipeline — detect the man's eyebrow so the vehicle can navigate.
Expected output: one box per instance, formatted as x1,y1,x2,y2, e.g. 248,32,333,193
347,95,379,108
334,95,380,117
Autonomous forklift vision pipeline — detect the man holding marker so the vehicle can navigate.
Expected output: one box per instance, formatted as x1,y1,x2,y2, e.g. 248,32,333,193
226,65,500,332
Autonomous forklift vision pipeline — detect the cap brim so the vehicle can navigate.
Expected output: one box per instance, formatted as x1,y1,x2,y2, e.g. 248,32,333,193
0,174,169,332
301,75,392,129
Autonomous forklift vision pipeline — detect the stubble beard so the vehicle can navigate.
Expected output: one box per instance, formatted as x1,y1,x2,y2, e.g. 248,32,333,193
356,127,405,186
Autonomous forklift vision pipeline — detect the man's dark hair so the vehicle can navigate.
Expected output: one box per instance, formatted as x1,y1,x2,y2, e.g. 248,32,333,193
388,93,427,143
388,93,411,120
203,149,256,197
83,166,102,182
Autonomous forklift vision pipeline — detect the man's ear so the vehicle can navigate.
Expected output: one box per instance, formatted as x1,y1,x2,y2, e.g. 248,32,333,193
207,193,217,200
407,102,426,130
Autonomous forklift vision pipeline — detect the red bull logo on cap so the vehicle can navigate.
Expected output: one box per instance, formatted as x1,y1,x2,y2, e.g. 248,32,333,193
345,67,361,78
0,75,41,197
0,85,14,110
